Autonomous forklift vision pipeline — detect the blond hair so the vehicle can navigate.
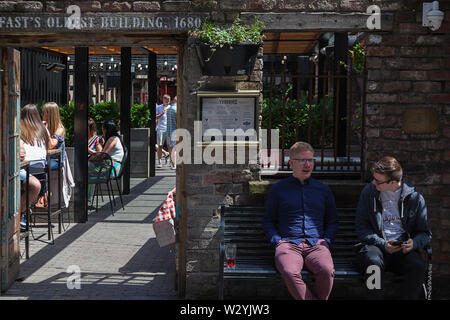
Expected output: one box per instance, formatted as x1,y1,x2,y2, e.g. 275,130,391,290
289,141,314,159
42,102,64,137
20,104,49,148
88,117,97,136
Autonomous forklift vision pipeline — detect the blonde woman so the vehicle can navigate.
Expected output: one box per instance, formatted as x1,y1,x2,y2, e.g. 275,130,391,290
42,102,74,209
20,104,50,228
42,102,66,170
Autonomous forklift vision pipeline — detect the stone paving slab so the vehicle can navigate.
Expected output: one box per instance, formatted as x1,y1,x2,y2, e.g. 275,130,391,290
1,170,178,300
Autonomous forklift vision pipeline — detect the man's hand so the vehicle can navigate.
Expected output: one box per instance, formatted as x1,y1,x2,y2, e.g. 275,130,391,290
385,240,403,254
401,238,414,254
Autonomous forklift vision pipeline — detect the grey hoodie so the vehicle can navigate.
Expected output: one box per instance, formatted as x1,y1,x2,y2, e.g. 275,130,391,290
355,180,431,251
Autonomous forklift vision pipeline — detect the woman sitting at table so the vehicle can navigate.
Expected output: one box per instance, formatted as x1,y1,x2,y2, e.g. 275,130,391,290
42,101,74,209
19,142,42,231
88,117,103,154
102,120,124,177
42,102,66,170
20,104,50,226
87,121,124,208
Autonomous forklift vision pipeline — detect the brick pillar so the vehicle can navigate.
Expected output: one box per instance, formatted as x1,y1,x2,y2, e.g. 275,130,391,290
364,4,450,285
178,37,263,299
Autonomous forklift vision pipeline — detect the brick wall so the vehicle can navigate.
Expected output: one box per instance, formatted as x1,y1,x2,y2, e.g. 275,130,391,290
363,2,450,289
1,0,449,298
179,35,263,298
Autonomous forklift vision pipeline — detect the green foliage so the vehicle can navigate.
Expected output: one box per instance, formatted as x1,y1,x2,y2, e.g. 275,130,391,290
35,99,46,115
130,103,150,128
59,101,150,147
59,101,75,147
261,84,334,149
351,103,362,131
340,43,366,75
88,101,120,128
189,17,265,47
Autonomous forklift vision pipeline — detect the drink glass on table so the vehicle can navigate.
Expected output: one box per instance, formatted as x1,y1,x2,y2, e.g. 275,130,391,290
225,243,237,270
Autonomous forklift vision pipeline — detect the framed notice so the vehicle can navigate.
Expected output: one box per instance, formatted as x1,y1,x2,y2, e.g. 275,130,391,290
197,91,259,144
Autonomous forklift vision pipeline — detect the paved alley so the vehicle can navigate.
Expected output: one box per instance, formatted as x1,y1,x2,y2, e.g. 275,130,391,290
0,169,177,300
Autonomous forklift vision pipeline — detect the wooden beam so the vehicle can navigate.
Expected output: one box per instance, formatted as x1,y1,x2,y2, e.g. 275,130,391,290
0,33,182,47
73,47,89,223
120,47,131,195
148,51,157,177
242,12,393,32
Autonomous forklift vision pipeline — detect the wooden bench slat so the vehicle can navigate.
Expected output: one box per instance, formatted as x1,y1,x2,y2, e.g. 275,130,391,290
219,205,432,300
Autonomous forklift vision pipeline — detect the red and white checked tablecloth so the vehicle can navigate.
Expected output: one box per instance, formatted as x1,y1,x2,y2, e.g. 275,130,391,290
153,187,176,223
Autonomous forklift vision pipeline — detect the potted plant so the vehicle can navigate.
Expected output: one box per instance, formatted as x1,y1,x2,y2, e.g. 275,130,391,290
189,17,265,76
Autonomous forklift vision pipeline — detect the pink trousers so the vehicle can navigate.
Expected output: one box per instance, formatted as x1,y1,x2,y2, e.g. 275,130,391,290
275,239,335,300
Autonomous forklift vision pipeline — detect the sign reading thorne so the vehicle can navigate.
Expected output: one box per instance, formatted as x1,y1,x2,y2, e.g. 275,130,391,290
0,13,204,32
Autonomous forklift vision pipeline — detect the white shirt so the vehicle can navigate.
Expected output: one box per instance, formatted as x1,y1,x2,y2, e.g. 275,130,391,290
380,188,405,241
108,137,124,164
21,138,46,165
156,104,167,131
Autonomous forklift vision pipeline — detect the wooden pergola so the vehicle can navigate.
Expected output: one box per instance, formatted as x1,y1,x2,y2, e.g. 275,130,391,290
35,32,321,223
41,31,321,56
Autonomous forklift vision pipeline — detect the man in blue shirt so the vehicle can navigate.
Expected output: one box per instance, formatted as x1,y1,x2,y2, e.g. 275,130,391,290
264,141,338,300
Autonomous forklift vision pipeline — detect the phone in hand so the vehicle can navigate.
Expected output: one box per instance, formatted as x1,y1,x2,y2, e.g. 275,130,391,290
391,240,404,246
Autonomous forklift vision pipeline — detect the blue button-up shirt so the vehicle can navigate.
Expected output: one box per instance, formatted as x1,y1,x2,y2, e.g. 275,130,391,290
264,176,338,248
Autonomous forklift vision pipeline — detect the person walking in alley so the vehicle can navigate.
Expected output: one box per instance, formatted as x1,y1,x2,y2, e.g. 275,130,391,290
264,141,338,300
156,94,171,168
355,156,431,300
166,96,177,170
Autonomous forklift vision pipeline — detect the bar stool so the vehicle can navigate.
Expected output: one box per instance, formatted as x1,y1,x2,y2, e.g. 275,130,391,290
88,152,115,215
30,150,63,244
19,160,30,259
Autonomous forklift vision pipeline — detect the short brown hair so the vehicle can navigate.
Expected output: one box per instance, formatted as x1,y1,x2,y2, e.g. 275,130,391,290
371,156,403,181
289,141,314,159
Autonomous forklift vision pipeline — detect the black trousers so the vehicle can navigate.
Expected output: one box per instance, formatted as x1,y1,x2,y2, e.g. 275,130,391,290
356,244,425,300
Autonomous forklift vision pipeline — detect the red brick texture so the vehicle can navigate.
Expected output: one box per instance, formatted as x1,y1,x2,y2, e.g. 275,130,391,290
365,3,450,279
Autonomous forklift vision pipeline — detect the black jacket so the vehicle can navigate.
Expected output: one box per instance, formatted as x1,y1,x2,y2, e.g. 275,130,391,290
355,180,431,251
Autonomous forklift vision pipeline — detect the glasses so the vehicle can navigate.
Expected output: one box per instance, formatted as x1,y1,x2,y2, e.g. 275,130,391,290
292,158,314,165
373,177,392,185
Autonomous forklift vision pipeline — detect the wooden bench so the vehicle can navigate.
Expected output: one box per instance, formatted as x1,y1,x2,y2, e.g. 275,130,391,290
219,205,432,300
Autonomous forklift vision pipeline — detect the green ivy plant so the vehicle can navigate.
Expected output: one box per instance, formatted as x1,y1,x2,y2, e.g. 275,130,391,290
340,43,366,75
261,84,334,149
189,17,265,51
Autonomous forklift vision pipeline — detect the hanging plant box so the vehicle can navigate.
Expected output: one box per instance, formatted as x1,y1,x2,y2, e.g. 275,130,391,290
195,42,261,76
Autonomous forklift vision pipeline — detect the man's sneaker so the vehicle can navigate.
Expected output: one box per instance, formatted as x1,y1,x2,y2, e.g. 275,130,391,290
170,164,176,170
157,163,162,168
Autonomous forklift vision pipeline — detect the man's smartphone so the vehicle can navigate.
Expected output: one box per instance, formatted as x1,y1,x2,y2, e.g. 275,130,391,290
391,240,404,246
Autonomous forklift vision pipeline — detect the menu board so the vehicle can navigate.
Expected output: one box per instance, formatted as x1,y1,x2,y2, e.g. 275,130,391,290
200,96,256,140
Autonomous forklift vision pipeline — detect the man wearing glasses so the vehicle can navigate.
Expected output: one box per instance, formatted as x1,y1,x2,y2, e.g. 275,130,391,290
264,141,338,300
355,156,431,299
